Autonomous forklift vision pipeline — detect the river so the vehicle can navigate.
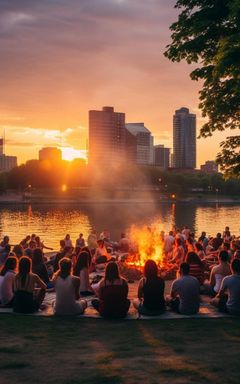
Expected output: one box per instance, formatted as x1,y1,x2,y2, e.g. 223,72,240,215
0,202,239,249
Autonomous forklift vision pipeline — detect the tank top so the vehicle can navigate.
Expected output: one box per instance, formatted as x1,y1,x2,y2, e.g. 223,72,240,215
54,276,82,315
142,277,165,311
99,280,129,318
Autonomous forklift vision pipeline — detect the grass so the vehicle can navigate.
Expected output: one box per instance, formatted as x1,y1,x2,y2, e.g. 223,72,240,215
0,316,239,383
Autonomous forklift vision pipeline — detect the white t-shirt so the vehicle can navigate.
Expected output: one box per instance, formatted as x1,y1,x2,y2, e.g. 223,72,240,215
0,271,16,305
221,275,240,314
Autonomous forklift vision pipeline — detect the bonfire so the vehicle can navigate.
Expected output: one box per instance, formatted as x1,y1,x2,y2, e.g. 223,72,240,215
123,224,176,280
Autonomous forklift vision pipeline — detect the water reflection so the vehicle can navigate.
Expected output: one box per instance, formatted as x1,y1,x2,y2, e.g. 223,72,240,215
0,203,239,250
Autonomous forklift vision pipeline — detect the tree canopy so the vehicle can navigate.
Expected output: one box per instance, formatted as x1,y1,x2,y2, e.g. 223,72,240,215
164,0,240,177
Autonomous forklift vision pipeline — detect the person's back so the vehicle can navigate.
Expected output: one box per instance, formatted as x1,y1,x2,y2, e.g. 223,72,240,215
99,278,129,318
142,276,165,311
189,263,204,285
211,263,231,293
53,257,87,315
1,270,16,306
55,275,79,315
220,272,240,315
171,263,200,315
13,257,46,313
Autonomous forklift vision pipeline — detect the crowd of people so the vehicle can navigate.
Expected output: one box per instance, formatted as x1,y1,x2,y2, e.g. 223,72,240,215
0,225,239,318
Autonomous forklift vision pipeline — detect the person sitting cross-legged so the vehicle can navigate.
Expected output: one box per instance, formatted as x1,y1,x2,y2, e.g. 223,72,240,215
133,260,165,316
211,258,240,315
92,261,130,319
53,258,87,316
169,262,200,315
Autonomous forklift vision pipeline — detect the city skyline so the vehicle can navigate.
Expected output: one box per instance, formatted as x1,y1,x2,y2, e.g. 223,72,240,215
0,0,230,166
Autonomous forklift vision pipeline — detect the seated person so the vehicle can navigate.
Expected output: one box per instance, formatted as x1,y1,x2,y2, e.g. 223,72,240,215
93,240,111,264
53,258,87,315
185,252,205,286
0,256,18,307
13,256,46,313
32,248,50,286
133,260,165,316
118,233,130,253
92,261,130,318
206,250,231,296
73,251,94,296
170,262,200,315
211,258,240,315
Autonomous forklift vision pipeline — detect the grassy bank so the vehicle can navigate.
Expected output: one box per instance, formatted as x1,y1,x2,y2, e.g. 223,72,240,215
0,316,239,383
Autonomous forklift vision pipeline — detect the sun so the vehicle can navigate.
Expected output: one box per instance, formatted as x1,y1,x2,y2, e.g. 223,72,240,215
61,147,87,162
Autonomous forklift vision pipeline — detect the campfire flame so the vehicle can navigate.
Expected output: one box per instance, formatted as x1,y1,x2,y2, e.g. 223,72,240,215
128,224,165,267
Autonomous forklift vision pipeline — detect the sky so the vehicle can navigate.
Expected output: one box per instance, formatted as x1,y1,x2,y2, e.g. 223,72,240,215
0,0,230,166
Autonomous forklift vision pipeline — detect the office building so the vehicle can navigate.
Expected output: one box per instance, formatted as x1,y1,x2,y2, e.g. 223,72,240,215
125,123,154,165
89,106,126,166
172,107,196,169
154,145,170,169
39,147,62,162
0,137,17,172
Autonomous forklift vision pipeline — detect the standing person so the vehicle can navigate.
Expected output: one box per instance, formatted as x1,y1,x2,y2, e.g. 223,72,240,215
92,261,130,318
73,251,94,296
13,256,46,313
0,256,18,307
133,260,165,316
170,262,200,315
53,258,87,315
212,259,240,315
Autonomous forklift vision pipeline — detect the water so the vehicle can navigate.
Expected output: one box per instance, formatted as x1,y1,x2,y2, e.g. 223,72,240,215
0,203,239,250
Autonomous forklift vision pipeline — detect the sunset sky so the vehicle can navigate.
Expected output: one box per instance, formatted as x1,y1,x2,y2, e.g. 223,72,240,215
0,0,230,166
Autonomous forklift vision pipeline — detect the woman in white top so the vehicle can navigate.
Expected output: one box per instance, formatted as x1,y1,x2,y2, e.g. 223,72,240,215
53,258,87,315
0,256,18,306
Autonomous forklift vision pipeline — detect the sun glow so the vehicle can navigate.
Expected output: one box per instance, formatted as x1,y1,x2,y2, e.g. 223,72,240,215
61,147,87,162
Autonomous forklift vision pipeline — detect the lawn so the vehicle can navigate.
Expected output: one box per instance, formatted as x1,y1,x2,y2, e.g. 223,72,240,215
0,316,239,383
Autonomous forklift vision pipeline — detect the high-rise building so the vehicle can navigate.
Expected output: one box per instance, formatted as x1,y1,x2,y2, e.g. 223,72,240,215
200,160,218,173
154,145,170,169
125,123,153,165
0,137,17,172
173,107,196,169
89,106,126,166
39,147,62,162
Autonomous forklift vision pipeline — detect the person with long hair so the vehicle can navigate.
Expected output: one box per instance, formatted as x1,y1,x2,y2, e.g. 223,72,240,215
32,248,49,285
206,250,231,296
73,251,94,296
185,251,205,286
13,256,46,313
92,261,130,318
0,256,18,307
133,260,165,316
53,258,87,315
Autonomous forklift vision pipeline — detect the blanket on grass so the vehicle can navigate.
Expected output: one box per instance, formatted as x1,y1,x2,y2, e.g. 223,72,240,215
0,292,231,319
